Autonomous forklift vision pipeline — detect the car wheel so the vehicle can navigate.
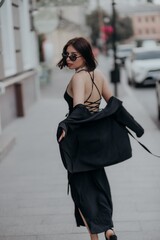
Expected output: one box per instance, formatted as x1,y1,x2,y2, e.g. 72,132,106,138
132,77,139,88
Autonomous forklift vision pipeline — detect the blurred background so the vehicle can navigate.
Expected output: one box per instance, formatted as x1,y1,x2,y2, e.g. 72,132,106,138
0,1,160,240
0,0,160,140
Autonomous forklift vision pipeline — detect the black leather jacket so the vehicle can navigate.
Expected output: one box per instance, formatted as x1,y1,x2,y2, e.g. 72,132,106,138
57,96,144,173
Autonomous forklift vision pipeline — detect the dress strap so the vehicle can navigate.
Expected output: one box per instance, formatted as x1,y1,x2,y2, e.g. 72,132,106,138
88,71,101,99
84,72,94,103
84,71,102,113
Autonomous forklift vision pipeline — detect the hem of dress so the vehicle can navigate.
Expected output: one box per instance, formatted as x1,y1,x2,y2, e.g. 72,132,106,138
76,223,114,234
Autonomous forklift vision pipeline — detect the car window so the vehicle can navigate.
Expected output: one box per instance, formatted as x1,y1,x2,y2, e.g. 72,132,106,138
135,50,160,60
118,48,131,53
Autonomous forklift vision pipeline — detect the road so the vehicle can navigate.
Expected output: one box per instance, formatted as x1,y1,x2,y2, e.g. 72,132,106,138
121,67,160,129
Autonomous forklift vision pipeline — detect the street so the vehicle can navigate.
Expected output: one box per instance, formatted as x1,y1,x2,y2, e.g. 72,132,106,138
120,67,160,129
1,1,160,239
0,54,160,240
132,86,160,128
98,54,160,130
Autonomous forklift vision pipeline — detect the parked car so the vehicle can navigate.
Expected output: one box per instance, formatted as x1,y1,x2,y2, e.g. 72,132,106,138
156,79,160,120
125,47,160,87
116,44,134,65
141,39,158,48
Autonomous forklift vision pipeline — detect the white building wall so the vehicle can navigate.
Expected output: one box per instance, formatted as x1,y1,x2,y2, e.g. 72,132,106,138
0,0,39,131
0,0,16,77
19,0,38,70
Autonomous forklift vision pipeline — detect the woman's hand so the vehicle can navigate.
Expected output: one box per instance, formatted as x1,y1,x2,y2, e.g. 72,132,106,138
58,129,66,142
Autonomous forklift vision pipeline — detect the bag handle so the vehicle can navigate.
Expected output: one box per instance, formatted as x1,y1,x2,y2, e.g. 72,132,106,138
127,129,160,158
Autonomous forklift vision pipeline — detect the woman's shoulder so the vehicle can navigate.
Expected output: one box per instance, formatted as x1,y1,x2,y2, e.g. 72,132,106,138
94,68,105,76
94,68,106,83
71,68,105,82
70,71,86,89
71,70,89,83
71,70,87,81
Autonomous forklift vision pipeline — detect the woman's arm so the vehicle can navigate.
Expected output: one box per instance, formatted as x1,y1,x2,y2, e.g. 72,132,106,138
58,74,85,142
71,74,85,107
102,75,113,102
58,129,66,142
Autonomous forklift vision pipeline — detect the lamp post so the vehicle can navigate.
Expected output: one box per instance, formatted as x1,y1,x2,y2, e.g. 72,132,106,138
96,0,103,36
110,0,120,97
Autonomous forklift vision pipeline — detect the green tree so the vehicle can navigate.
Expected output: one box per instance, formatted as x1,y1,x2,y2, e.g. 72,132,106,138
86,9,109,45
109,12,133,43
86,9,133,45
115,16,133,42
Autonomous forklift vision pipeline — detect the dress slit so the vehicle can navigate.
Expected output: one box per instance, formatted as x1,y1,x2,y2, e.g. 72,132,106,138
68,169,114,234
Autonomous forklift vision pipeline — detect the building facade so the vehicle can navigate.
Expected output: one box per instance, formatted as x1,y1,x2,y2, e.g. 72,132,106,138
120,4,160,42
0,0,39,159
87,0,160,15
131,9,160,41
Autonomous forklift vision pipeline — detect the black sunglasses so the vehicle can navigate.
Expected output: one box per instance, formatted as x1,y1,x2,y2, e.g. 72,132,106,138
62,52,81,62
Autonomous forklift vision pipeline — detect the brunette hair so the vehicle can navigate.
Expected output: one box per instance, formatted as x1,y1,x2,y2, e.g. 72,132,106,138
57,37,97,71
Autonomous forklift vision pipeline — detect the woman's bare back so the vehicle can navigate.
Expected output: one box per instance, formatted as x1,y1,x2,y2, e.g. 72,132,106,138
67,69,112,111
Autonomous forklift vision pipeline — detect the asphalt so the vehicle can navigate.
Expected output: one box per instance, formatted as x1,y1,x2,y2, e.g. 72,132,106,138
0,55,160,240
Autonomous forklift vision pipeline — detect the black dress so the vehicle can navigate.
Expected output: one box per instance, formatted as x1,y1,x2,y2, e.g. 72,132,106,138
64,71,114,234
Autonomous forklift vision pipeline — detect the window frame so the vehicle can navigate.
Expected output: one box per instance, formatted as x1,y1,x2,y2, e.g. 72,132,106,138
19,0,32,70
0,1,16,77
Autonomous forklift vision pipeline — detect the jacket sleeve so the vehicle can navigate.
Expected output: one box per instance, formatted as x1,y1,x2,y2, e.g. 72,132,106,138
56,104,90,141
113,105,144,137
56,120,68,141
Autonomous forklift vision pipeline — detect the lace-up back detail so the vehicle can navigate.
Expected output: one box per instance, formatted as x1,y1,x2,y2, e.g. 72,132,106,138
64,70,102,114
84,71,102,113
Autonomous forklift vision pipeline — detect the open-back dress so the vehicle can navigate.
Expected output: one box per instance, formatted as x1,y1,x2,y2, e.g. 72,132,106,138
64,70,114,234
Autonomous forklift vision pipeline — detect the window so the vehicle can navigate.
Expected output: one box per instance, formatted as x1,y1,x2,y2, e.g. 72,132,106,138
145,16,148,22
0,1,16,77
19,0,32,70
0,15,4,80
135,50,160,60
152,16,155,22
152,28,156,34
138,29,142,34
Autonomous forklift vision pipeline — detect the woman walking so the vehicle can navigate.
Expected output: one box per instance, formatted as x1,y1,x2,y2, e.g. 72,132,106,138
56,37,144,240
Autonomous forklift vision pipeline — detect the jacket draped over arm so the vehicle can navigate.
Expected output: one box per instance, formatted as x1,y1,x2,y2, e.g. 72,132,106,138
57,96,144,173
